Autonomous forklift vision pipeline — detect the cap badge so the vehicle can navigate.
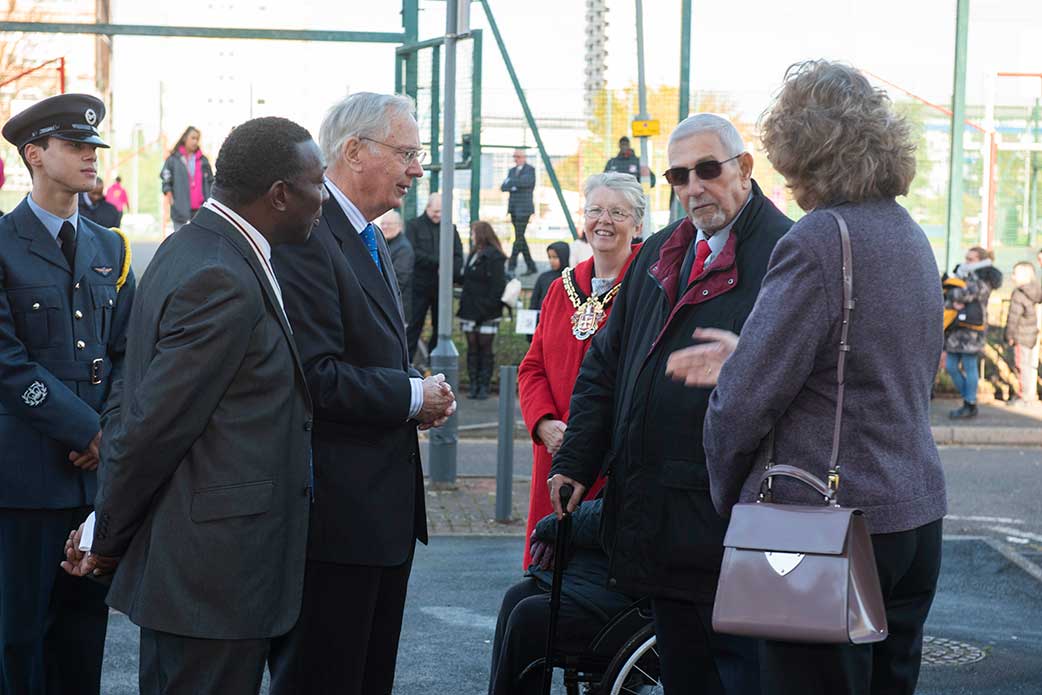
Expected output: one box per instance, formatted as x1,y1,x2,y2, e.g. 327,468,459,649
84,108,97,126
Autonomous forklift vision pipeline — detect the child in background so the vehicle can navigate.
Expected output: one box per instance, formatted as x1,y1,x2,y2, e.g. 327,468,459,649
1004,261,1042,405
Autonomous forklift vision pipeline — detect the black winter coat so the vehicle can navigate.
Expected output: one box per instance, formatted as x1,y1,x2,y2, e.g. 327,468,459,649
458,246,507,323
551,181,792,602
405,212,464,290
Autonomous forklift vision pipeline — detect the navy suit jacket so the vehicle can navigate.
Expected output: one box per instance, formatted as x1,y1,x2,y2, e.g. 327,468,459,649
0,197,135,508
271,191,428,567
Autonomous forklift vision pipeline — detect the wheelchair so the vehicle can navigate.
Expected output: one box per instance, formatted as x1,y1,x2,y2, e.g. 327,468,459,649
515,595,661,694
508,587,662,695
514,484,662,694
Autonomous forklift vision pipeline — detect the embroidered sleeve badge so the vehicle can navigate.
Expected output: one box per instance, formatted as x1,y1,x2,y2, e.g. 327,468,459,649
22,381,48,407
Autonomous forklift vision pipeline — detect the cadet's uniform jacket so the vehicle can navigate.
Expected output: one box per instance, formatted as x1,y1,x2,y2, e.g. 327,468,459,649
0,197,135,508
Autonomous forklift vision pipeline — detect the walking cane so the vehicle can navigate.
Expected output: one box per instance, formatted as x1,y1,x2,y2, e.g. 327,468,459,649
541,484,573,695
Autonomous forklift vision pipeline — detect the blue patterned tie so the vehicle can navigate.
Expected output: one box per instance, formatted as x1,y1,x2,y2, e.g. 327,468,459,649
361,223,383,273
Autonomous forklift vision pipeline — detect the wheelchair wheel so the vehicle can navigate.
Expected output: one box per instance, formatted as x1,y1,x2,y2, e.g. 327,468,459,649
599,623,662,694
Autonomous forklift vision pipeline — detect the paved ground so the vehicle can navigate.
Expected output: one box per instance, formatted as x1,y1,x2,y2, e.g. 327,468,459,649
113,243,1042,691
98,533,1042,695
95,447,1042,693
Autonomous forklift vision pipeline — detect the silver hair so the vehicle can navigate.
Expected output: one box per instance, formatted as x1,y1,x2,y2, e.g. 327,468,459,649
583,172,645,222
319,92,416,164
668,113,745,157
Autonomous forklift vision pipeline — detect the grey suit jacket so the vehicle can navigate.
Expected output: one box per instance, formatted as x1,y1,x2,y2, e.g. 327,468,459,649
92,207,313,639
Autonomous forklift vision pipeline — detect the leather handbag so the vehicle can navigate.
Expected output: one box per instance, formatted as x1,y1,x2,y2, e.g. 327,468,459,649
711,209,889,645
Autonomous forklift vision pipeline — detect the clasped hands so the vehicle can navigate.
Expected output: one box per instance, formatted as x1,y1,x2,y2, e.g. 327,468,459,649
60,521,118,578
417,373,456,431
68,430,102,471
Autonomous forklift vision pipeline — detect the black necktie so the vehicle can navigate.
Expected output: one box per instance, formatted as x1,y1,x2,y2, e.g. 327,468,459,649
58,221,77,270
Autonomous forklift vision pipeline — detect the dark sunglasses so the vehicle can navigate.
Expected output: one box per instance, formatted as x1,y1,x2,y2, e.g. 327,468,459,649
663,153,742,186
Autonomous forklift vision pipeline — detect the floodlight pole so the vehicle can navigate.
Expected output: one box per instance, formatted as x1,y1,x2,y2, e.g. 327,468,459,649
429,0,463,487
944,0,970,271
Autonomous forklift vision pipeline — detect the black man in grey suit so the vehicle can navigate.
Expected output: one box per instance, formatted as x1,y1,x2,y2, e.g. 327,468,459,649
63,117,328,694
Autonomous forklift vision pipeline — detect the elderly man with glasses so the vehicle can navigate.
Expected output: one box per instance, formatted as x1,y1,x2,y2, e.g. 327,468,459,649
547,113,793,695
267,92,456,695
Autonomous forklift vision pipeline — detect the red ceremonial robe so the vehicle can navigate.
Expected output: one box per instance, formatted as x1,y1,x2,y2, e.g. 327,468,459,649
517,247,639,568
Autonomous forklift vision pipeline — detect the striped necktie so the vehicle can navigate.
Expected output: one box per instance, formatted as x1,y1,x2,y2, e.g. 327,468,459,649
361,223,383,272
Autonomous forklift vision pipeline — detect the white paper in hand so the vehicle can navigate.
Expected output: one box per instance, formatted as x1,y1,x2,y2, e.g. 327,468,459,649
77,512,96,552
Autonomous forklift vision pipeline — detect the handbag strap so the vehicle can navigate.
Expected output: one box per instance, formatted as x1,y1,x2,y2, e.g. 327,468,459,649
826,209,855,492
763,209,855,500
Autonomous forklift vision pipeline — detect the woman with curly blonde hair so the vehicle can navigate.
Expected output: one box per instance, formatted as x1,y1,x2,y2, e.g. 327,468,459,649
667,60,946,694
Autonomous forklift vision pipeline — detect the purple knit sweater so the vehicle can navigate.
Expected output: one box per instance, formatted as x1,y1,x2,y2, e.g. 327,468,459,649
704,198,947,535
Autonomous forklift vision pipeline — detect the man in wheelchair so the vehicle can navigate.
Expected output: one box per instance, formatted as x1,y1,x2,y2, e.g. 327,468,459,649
488,498,651,695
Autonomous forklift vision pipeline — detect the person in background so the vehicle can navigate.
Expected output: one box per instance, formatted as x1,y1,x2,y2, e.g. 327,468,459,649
458,220,507,400
502,149,538,276
604,135,656,187
944,246,1002,419
406,195,464,361
161,126,213,232
105,175,130,214
1004,261,1041,405
518,172,641,569
529,240,569,314
380,210,415,324
674,60,948,695
79,176,122,228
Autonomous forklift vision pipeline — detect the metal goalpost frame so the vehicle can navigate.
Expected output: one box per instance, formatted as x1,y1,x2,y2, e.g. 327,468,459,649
394,29,483,227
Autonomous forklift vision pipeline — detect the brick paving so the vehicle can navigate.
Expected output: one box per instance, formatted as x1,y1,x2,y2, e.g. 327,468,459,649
424,476,531,535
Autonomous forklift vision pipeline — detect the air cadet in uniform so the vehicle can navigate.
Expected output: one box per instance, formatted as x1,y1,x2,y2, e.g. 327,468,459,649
0,94,135,694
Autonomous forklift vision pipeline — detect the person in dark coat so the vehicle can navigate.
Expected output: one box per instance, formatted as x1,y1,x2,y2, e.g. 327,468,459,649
458,220,507,399
79,176,122,228
160,126,213,232
62,116,317,694
502,149,538,275
0,93,135,695
379,210,415,323
549,113,792,695
1004,261,1041,404
266,93,455,695
405,195,464,361
487,498,638,695
529,240,569,313
671,60,947,695
943,246,1003,418
603,135,656,187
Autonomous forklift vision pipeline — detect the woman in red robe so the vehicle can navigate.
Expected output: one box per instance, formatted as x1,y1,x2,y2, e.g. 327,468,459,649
518,172,644,567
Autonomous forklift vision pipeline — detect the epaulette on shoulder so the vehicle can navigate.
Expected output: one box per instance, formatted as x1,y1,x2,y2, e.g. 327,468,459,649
107,227,132,291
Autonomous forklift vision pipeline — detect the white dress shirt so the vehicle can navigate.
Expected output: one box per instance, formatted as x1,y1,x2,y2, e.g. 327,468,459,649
202,198,288,324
